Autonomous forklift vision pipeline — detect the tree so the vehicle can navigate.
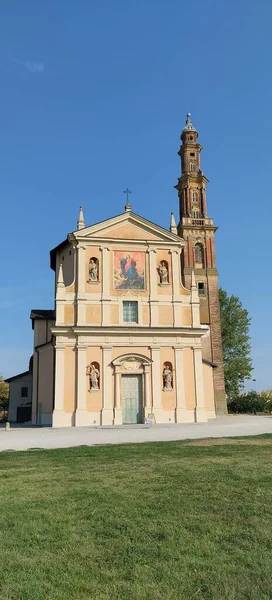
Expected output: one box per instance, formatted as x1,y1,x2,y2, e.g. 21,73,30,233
219,288,253,400
0,375,9,413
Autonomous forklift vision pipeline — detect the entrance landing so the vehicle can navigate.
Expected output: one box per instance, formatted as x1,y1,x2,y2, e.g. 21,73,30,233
0,416,272,452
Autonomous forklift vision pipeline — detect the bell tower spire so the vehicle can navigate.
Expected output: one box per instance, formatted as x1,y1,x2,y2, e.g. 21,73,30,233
176,113,227,415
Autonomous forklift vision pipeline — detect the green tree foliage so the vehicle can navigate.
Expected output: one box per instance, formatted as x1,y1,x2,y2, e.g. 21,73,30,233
219,288,253,400
0,375,9,412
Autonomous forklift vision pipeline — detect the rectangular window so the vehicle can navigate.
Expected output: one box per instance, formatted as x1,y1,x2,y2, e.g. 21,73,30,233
21,387,28,398
123,301,138,323
190,152,195,157
198,282,205,296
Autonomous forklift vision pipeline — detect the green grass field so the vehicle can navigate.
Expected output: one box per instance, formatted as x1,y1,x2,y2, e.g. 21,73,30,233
0,437,272,600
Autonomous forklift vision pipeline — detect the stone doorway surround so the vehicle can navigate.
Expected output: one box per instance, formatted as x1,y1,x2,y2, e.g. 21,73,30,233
111,354,153,425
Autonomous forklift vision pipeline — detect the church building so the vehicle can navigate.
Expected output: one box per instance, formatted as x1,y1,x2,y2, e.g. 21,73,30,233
15,113,227,427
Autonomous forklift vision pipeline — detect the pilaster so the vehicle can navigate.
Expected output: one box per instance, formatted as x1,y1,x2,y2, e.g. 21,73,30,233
113,367,122,425
174,347,193,422
101,247,111,325
52,347,66,427
149,248,159,325
76,245,86,325
101,346,113,425
193,346,207,422
151,347,162,421
75,346,87,426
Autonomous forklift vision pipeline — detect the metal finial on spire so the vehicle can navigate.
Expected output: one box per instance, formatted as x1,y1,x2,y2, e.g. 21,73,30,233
182,112,197,133
77,206,85,230
123,188,132,212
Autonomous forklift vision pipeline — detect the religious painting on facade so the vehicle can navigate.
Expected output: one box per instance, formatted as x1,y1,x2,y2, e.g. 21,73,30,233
114,251,145,290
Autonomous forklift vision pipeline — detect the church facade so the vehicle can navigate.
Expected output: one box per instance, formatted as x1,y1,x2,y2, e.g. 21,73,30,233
28,114,227,427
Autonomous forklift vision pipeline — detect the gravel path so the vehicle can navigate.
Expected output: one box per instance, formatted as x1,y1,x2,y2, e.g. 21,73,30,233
0,415,271,452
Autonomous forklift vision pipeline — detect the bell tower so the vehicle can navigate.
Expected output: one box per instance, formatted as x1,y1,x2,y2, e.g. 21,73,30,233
176,113,227,414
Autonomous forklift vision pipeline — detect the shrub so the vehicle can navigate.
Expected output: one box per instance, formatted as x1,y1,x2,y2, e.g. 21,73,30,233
228,391,270,414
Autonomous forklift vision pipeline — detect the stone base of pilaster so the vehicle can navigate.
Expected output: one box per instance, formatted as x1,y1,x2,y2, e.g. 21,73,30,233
101,409,114,426
175,408,195,423
74,410,101,427
144,408,155,422
52,410,75,428
195,407,208,423
113,408,122,425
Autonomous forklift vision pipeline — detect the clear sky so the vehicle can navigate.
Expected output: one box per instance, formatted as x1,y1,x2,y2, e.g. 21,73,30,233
0,0,271,389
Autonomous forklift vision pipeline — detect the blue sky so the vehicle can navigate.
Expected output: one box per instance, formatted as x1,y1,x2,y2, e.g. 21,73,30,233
0,0,271,389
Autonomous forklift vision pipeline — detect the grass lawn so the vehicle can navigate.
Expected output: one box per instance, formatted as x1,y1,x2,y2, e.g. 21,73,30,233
0,437,272,600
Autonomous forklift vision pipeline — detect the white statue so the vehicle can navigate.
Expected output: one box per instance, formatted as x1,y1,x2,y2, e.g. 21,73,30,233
89,364,99,390
89,259,98,282
163,365,173,390
158,261,168,284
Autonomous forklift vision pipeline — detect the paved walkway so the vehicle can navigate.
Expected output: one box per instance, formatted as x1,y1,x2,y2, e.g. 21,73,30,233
0,415,271,452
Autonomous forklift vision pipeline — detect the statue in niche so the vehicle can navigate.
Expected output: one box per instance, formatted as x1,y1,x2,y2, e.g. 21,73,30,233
88,363,100,390
88,258,98,282
163,364,173,390
158,261,169,284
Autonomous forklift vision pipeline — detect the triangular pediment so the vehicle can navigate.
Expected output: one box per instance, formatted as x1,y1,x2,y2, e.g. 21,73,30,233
70,211,184,245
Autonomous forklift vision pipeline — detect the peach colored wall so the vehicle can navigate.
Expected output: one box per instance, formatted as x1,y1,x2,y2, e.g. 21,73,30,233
64,305,75,324
156,250,173,295
86,305,102,324
181,307,192,326
111,304,119,324
38,346,54,414
160,347,176,410
110,249,150,296
158,305,173,325
64,347,76,413
183,348,196,410
112,347,151,360
101,223,159,240
203,363,215,411
85,247,102,293
142,304,150,325
86,347,102,412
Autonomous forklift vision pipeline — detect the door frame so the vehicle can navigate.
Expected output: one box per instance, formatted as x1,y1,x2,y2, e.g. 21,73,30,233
112,353,153,424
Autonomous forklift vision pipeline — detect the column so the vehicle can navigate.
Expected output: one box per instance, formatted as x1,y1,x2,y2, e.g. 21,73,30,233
52,347,65,427
101,347,113,425
193,347,207,422
149,248,159,325
113,367,122,425
151,347,162,422
76,245,86,325
144,366,151,419
101,247,111,325
75,346,87,426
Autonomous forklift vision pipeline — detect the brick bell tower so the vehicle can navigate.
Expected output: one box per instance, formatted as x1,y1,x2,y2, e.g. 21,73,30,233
176,113,227,414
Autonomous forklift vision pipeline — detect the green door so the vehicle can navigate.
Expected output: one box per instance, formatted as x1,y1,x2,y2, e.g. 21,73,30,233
122,375,142,424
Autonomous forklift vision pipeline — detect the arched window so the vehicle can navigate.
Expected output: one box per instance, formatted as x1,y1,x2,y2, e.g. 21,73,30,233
193,208,199,218
189,162,196,172
193,191,198,203
195,243,205,267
